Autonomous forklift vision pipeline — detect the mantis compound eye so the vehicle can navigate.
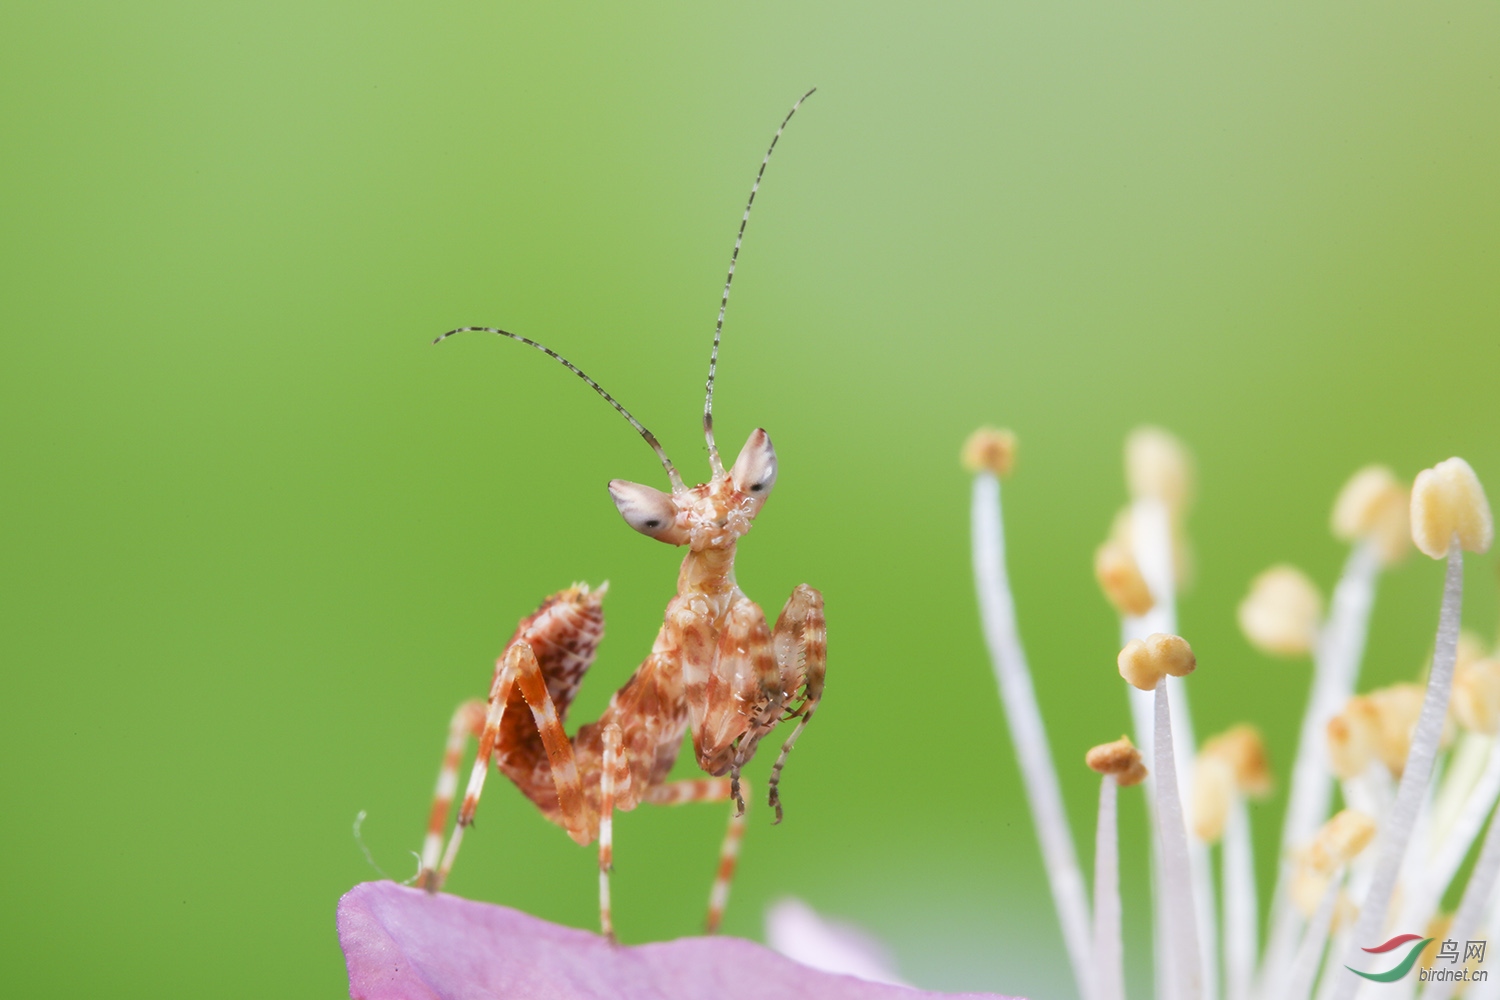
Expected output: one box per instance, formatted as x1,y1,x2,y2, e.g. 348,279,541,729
730,428,778,503
608,480,688,544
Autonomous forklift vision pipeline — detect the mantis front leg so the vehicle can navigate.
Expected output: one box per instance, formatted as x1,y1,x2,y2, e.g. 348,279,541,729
692,596,783,792
767,584,826,823
688,585,826,821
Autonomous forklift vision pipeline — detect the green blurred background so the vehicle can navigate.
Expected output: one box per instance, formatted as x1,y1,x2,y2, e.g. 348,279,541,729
2,2,1498,997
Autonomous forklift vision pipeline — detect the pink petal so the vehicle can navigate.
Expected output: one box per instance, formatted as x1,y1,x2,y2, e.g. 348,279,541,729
338,882,1020,1000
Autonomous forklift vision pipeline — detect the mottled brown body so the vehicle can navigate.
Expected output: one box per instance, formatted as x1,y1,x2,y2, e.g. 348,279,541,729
416,459,826,936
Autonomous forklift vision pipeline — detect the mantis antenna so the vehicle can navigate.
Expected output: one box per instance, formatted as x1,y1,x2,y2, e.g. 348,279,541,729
702,87,817,475
433,325,685,492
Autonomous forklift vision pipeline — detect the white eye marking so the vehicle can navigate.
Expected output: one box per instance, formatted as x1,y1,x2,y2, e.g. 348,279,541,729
730,429,778,501
608,480,684,543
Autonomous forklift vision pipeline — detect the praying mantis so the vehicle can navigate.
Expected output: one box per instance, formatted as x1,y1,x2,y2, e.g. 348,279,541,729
413,90,826,939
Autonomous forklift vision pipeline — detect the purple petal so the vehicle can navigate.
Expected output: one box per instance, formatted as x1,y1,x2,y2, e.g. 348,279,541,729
338,882,1020,1000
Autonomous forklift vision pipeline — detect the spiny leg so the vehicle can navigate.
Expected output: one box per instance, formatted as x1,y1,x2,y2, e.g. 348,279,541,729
767,584,826,823
598,724,629,941
416,700,485,889
645,777,749,934
433,640,592,890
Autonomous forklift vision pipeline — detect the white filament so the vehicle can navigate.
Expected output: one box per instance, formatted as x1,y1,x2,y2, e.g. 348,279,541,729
1263,542,1381,997
1398,734,1500,938
1281,542,1381,861
971,472,1094,1000
1420,793,1500,1000
1329,543,1465,1000
1095,776,1125,1000
1222,796,1258,1000
1287,871,1341,1000
1126,496,1217,1000
1156,680,1203,1000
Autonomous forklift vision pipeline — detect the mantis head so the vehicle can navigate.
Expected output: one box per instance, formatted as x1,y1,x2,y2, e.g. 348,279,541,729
608,428,777,550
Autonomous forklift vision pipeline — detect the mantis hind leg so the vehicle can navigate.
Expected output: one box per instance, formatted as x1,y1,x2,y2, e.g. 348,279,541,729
416,585,605,890
416,700,485,888
423,640,594,891
597,723,632,940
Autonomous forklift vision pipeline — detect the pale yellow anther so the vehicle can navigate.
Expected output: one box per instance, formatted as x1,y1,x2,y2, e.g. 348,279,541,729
1237,565,1323,658
1453,657,1500,734
961,427,1017,477
1410,457,1492,558
1290,866,1332,918
1304,809,1377,874
1369,683,1426,775
1333,892,1360,933
1457,630,1490,673
1326,697,1380,779
1118,633,1196,691
1153,633,1197,677
1109,504,1193,589
1125,427,1194,516
1289,869,1362,926
1331,465,1411,565
1202,724,1273,798
1118,640,1161,691
1086,735,1147,786
1192,725,1272,843
1192,756,1234,842
1095,539,1155,617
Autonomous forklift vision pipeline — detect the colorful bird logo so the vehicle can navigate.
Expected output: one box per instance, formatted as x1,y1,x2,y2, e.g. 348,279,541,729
1346,934,1435,983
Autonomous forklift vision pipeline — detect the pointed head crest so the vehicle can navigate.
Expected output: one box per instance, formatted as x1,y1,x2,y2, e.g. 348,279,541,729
611,428,778,549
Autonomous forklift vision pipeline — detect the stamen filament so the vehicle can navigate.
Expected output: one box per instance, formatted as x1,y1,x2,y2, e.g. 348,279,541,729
1222,796,1258,1000
1282,542,1381,857
970,471,1094,1000
963,437,1499,1000
1396,733,1500,941
1328,542,1464,1000
1095,775,1124,1000
1127,497,1217,1000
1088,737,1145,1000
1114,481,1183,1000
1286,870,1341,1000
1263,541,1380,992
1420,794,1500,1000
1155,680,1203,1000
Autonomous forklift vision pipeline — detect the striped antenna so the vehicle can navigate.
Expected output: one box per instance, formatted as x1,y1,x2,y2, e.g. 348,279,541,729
702,87,816,475
435,326,685,492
